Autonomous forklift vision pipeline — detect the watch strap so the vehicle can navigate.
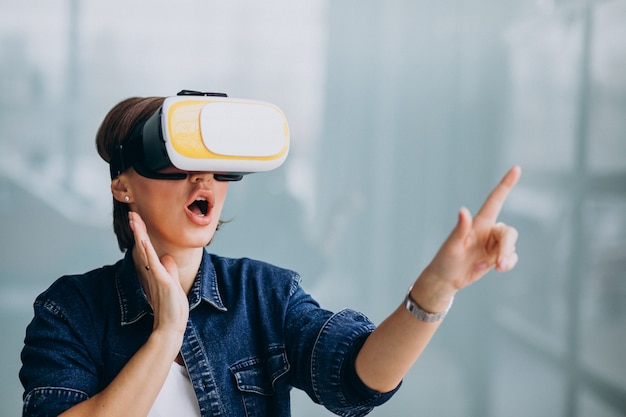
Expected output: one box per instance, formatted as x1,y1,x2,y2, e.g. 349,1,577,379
404,285,453,323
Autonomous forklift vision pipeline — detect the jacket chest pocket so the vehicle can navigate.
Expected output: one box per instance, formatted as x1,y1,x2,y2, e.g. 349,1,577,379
229,345,291,416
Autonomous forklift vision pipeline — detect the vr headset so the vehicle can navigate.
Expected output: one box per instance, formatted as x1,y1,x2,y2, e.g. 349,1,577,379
109,90,290,181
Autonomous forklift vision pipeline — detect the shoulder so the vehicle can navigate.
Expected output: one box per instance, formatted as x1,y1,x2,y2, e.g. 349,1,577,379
208,253,299,280
207,253,302,298
33,260,122,318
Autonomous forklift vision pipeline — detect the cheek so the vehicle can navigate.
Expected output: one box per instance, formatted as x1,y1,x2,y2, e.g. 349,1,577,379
133,186,181,220
215,183,229,209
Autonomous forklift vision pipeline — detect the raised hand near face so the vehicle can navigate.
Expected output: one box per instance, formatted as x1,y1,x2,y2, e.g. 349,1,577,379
128,211,189,338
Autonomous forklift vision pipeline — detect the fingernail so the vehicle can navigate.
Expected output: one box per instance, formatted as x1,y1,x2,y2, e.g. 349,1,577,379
497,256,508,271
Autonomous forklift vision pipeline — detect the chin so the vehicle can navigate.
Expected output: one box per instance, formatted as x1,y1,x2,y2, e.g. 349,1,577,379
192,234,217,249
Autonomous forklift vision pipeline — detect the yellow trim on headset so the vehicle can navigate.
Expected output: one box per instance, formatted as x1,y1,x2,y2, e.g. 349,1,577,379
167,99,289,160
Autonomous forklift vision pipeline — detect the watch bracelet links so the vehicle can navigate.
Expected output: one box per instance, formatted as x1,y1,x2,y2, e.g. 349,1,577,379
404,285,454,323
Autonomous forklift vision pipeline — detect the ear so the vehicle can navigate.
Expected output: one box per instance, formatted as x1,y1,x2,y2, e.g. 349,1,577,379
111,174,131,203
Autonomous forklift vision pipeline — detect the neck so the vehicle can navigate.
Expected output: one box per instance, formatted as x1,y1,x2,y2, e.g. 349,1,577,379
170,247,205,294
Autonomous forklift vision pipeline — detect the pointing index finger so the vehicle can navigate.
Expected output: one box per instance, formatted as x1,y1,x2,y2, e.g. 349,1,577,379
476,165,521,222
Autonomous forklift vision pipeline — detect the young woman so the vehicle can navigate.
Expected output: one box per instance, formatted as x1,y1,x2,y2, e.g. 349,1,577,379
20,94,521,417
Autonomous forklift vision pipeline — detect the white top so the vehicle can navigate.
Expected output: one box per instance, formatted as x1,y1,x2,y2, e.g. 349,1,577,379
148,362,201,417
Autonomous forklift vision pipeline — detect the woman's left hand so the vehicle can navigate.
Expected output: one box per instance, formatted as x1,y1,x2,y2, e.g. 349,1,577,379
416,166,522,305
356,166,522,393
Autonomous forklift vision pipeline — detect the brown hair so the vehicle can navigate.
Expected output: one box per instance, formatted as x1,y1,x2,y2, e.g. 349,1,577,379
96,96,165,251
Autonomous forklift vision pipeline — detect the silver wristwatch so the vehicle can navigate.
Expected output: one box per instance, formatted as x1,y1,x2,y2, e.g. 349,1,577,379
404,285,454,323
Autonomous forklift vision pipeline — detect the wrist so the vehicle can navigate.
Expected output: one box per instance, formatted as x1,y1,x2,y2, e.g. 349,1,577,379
405,284,454,322
149,328,184,358
409,270,457,315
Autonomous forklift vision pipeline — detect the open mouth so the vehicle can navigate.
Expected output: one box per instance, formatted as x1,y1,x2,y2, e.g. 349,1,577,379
187,197,209,217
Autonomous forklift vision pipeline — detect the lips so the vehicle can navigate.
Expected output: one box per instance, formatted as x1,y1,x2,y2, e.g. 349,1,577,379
184,190,215,226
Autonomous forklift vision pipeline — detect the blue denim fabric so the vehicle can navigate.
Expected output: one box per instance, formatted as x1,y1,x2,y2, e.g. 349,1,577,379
20,250,399,417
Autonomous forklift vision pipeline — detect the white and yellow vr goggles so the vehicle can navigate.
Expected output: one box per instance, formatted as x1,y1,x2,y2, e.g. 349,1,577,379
109,90,290,181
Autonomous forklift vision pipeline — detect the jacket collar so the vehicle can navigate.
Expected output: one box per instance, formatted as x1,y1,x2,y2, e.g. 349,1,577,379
190,251,227,312
115,249,227,326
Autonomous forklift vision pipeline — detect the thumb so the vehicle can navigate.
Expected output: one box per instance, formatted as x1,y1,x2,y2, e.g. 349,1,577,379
450,206,473,242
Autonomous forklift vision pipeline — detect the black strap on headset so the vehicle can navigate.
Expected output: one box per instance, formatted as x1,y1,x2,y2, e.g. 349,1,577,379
177,90,228,97
109,121,145,179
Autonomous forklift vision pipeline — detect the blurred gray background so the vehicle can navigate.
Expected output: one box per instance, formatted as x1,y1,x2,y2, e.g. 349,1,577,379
1,0,625,416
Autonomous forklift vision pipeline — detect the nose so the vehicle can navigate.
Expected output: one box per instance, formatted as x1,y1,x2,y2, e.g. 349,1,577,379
188,172,214,183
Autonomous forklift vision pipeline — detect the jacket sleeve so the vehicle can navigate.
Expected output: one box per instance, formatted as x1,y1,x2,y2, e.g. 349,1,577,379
285,283,400,416
20,282,100,417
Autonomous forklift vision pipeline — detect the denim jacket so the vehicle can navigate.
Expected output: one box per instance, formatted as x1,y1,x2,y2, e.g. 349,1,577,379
20,250,398,417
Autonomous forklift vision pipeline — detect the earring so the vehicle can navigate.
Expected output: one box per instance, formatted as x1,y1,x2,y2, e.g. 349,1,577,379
124,196,130,202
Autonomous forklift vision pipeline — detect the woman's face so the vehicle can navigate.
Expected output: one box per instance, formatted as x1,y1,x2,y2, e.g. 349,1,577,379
122,168,229,253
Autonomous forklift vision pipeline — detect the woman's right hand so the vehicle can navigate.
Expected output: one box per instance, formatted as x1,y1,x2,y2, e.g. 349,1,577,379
129,211,189,341
58,213,190,416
